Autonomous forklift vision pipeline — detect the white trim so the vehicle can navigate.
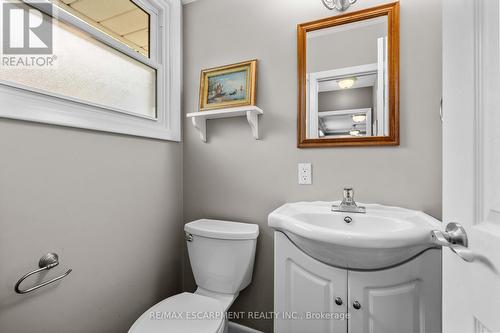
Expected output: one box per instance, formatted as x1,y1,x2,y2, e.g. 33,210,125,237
0,0,182,141
473,0,484,225
310,63,378,82
319,108,371,117
0,84,178,140
308,73,320,138
376,36,389,136
181,0,198,4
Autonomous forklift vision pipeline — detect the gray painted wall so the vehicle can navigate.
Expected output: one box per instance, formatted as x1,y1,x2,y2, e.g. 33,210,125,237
318,87,374,111
0,0,443,332
0,120,183,332
307,19,387,73
183,0,442,332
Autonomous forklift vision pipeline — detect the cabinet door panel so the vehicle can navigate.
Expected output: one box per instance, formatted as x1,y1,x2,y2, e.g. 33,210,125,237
274,231,348,333
361,280,422,333
348,249,441,333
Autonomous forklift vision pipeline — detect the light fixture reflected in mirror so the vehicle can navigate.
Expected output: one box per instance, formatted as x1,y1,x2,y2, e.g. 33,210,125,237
352,114,366,123
349,125,361,136
321,0,357,12
338,77,356,89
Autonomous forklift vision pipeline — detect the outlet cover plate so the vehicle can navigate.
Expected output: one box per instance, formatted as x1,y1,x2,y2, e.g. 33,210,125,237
298,163,312,185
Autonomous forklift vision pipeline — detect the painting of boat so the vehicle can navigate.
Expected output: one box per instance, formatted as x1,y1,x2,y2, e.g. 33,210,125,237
207,70,248,104
199,59,257,111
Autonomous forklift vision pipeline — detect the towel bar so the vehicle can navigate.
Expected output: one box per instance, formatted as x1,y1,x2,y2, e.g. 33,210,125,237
15,253,72,294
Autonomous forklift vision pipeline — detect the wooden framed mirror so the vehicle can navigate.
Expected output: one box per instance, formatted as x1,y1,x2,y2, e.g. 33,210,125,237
297,2,399,147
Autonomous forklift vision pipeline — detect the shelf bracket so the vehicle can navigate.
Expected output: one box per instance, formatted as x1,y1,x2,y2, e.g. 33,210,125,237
191,117,207,143
187,106,263,143
246,111,260,140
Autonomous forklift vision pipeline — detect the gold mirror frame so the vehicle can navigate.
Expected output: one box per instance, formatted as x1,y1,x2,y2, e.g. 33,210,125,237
297,2,400,148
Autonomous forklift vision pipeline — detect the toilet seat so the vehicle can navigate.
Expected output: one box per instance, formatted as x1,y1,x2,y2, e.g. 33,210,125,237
128,292,226,333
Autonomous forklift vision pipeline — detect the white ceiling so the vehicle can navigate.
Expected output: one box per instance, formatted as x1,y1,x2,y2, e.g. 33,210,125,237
53,0,198,56
54,0,149,56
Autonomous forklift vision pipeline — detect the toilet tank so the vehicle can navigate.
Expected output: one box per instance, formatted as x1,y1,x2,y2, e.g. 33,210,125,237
185,219,259,295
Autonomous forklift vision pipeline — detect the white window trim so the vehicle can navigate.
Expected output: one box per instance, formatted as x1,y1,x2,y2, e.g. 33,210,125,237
0,0,182,141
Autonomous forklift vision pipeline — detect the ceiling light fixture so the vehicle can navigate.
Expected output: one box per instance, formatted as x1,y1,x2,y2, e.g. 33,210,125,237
321,0,357,12
338,77,356,89
349,125,361,136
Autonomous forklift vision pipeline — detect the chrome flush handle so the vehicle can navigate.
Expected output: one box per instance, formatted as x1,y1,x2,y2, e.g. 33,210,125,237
431,222,475,262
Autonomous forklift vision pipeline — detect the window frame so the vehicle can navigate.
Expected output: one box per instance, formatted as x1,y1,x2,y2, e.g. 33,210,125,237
0,0,181,141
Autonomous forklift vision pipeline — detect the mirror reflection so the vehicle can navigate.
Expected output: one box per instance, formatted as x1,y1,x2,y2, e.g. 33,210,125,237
306,16,388,139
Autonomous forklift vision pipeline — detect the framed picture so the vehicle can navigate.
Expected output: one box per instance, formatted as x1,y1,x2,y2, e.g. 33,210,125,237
199,60,257,111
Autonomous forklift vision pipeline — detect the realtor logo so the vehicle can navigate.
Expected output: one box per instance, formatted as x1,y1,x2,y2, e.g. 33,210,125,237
2,2,53,54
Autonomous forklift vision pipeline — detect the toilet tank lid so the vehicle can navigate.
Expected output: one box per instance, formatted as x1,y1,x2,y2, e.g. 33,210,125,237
185,219,259,240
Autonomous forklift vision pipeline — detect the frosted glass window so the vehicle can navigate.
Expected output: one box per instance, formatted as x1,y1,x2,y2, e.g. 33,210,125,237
0,5,156,118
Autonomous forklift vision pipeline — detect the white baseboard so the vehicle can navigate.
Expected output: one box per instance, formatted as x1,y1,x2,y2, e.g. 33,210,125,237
228,321,263,333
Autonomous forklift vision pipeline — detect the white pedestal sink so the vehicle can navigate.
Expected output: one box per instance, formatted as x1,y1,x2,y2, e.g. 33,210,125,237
268,201,442,270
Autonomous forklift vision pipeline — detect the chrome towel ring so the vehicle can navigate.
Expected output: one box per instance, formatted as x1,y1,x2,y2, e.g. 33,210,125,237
15,253,72,294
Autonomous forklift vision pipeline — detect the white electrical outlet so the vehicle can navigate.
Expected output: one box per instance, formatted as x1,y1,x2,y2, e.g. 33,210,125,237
298,163,312,185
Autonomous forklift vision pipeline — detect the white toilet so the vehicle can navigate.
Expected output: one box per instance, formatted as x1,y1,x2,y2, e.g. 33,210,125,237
129,219,259,333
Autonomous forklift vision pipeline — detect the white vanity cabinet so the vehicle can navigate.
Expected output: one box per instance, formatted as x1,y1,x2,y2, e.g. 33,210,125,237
275,230,348,333
274,232,441,333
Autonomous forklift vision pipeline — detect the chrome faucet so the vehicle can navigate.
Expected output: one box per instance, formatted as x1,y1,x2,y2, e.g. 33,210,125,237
332,187,366,214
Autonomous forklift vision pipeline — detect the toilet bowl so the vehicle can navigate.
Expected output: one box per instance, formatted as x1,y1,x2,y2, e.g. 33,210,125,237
129,219,259,333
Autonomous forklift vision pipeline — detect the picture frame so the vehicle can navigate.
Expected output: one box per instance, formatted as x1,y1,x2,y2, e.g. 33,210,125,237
199,60,257,111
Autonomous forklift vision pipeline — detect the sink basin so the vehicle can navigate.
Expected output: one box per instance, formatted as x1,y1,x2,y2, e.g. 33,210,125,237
268,201,441,270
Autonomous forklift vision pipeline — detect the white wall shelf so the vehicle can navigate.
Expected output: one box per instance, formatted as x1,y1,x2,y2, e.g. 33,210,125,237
186,106,263,142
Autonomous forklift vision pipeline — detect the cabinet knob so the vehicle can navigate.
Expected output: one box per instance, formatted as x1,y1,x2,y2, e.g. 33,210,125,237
334,297,343,306
353,301,361,310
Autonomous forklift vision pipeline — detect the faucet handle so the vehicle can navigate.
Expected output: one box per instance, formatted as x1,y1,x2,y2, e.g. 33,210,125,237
333,187,365,214
343,187,354,200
